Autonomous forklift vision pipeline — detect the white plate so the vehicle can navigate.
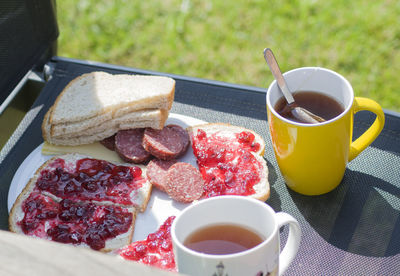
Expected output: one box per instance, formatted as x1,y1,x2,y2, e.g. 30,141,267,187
7,113,206,242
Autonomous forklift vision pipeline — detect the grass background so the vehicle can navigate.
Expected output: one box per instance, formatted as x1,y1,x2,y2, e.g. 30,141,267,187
57,0,400,112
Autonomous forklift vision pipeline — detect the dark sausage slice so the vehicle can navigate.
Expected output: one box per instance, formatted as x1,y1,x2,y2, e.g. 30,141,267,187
143,125,190,160
115,129,151,164
165,162,204,203
146,159,177,192
168,125,190,154
100,134,116,151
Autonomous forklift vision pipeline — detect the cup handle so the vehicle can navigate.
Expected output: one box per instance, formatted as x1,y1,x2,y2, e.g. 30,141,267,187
348,97,385,161
275,212,301,275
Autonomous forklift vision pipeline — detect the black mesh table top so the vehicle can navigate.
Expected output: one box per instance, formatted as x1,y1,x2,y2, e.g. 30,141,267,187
1,57,399,275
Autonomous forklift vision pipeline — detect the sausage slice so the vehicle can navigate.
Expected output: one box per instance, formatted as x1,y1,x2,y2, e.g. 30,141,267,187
164,162,204,203
100,134,116,151
143,125,190,160
115,129,151,163
146,159,177,192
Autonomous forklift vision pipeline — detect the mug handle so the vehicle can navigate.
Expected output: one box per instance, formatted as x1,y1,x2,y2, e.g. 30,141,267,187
348,97,385,161
276,212,301,275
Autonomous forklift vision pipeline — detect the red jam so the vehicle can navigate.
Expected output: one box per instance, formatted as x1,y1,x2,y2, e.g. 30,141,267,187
18,192,132,250
119,216,176,271
192,129,262,198
236,131,261,152
36,158,144,206
19,192,59,235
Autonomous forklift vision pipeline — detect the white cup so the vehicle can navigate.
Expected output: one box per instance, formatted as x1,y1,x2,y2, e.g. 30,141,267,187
171,196,301,276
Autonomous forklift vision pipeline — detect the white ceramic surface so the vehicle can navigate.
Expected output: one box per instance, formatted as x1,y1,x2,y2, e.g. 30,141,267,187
171,196,301,276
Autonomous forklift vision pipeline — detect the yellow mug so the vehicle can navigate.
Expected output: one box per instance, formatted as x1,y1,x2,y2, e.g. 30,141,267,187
266,67,385,195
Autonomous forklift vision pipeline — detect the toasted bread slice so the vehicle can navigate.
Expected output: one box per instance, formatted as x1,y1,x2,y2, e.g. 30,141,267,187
187,123,269,201
49,72,175,125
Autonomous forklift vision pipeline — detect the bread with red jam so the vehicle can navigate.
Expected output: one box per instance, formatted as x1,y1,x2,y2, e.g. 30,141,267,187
9,192,136,252
187,123,270,201
8,153,153,251
10,153,152,212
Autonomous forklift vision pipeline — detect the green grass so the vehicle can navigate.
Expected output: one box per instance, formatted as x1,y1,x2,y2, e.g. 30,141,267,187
57,0,400,112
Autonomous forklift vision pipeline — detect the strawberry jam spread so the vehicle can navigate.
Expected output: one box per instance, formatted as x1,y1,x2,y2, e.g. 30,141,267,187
36,158,144,206
119,216,176,271
192,129,262,198
18,193,132,250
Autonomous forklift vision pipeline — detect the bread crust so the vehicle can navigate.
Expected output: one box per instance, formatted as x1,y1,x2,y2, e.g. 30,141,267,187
41,106,53,143
9,158,56,234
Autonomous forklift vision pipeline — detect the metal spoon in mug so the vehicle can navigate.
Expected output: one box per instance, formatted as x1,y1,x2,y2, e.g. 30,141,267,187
263,48,325,124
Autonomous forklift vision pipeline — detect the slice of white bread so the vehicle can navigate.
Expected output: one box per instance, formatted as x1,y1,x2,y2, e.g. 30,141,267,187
42,109,168,146
9,191,137,253
52,112,113,136
43,111,115,146
49,72,175,125
51,109,168,137
187,123,269,201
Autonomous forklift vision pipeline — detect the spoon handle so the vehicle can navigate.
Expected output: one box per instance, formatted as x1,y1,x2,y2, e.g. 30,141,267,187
263,48,295,104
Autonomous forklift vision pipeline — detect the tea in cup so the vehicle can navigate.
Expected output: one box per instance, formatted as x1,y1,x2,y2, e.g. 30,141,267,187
171,196,301,276
266,67,385,195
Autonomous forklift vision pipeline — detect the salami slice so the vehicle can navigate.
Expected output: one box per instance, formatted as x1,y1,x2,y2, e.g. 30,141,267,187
115,129,151,164
143,125,190,160
169,124,190,153
100,134,116,151
165,162,204,203
146,159,177,192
